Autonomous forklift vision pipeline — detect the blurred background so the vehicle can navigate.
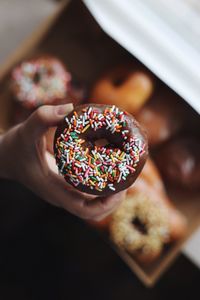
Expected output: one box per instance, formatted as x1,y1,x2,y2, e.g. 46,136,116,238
0,0,57,64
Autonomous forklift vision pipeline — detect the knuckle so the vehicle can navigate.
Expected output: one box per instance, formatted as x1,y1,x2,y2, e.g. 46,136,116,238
69,206,88,219
16,123,26,143
99,200,112,213
92,215,104,222
78,208,94,220
36,106,46,121
77,212,87,219
79,211,92,220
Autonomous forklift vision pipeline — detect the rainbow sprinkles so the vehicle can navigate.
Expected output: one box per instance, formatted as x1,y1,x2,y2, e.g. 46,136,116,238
55,105,146,192
12,57,71,108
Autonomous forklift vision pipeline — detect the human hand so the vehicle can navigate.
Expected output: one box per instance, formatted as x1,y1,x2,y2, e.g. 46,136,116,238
0,104,126,220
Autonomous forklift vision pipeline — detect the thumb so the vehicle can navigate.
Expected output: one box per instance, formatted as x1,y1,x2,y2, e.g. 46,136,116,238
22,103,74,139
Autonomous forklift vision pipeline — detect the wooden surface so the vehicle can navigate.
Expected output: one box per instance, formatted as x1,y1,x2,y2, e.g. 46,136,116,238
0,179,199,299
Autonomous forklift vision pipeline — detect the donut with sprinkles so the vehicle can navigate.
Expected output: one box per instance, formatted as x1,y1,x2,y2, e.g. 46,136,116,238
11,56,71,109
54,104,148,196
109,190,171,264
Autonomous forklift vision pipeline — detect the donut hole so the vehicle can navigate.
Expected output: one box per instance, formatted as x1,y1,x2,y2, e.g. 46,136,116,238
112,75,126,87
81,129,125,151
94,138,109,147
33,72,41,84
132,217,147,235
82,138,115,150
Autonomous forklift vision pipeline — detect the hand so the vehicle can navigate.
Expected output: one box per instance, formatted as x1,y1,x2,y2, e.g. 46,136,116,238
0,104,126,220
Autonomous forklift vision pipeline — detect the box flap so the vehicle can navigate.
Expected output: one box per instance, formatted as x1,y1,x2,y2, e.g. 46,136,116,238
84,0,200,114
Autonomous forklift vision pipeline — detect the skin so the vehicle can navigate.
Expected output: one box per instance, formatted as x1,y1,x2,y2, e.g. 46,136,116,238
0,103,126,221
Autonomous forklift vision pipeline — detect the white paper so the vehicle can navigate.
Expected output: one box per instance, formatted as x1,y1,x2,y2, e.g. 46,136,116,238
84,0,200,114
84,0,200,268
183,229,200,268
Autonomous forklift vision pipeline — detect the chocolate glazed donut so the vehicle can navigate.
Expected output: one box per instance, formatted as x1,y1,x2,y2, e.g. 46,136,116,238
154,136,200,190
54,104,148,196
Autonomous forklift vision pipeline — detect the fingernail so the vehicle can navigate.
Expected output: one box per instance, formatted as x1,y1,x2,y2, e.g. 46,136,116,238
55,103,74,116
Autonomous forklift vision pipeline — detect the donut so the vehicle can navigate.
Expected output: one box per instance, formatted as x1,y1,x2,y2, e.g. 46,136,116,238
137,88,187,147
154,136,200,190
11,56,72,109
91,66,153,114
110,191,171,263
87,159,162,231
110,186,187,264
54,104,148,196
131,158,165,196
130,159,187,241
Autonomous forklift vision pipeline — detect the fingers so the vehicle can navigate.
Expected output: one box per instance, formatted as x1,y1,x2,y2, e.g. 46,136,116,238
22,103,73,140
90,204,119,221
45,151,58,174
82,191,126,220
44,169,126,220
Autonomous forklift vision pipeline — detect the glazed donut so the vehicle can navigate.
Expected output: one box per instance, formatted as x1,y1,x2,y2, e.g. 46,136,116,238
110,186,187,264
154,136,200,190
54,104,148,196
131,158,165,196
110,191,171,263
88,159,164,231
86,161,159,231
11,56,71,109
130,159,187,241
91,66,153,114
137,88,187,147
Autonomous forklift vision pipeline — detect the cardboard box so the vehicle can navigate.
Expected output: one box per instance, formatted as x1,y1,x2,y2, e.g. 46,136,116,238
0,0,200,287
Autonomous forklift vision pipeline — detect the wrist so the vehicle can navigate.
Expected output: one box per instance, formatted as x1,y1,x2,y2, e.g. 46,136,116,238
0,132,10,179
0,126,20,180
